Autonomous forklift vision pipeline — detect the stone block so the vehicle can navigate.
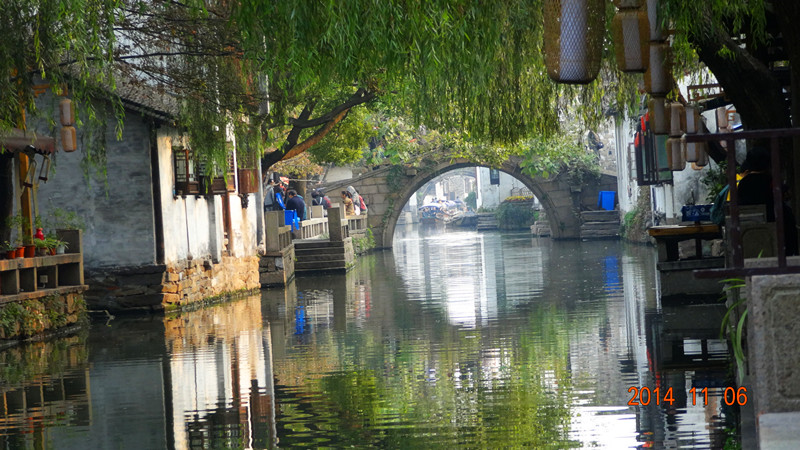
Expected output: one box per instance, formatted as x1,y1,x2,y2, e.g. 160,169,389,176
161,284,179,293
747,274,800,419
758,412,800,449
163,293,180,304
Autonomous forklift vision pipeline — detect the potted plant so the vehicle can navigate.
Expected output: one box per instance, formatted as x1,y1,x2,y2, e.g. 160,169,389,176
46,236,68,255
1,241,15,259
34,237,48,256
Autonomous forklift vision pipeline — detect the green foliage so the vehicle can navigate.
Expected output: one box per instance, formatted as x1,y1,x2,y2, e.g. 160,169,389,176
353,228,375,255
496,200,537,230
701,160,728,203
720,278,748,382
520,135,601,185
45,207,85,231
464,192,477,211
308,106,378,166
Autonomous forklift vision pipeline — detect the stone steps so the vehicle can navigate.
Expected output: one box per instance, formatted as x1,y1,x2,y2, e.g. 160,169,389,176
531,221,551,237
294,239,349,274
580,210,620,240
477,213,498,231
581,210,620,222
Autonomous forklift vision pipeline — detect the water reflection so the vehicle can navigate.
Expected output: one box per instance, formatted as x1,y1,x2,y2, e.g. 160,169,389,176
0,225,738,448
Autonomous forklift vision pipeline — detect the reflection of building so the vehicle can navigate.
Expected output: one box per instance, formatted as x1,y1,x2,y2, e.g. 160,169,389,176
0,339,91,447
475,167,539,210
24,294,278,449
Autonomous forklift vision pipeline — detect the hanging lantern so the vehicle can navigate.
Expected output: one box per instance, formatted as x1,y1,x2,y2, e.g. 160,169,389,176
612,8,649,72
59,98,75,126
685,141,707,163
61,126,77,152
716,107,729,130
695,144,709,167
685,105,701,134
669,103,685,137
667,137,684,171
644,42,672,95
646,0,665,41
544,0,606,84
648,97,668,135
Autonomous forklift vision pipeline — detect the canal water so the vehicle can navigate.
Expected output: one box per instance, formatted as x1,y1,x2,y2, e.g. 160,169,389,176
0,227,740,449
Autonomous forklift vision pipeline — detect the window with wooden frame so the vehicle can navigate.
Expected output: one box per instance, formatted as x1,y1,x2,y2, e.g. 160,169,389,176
173,146,200,195
197,157,228,195
489,168,500,185
634,116,673,186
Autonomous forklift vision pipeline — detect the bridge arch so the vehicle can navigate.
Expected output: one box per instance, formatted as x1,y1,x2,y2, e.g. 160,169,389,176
321,156,616,248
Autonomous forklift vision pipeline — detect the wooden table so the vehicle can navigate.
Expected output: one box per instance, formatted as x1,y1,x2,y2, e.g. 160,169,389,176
647,224,722,262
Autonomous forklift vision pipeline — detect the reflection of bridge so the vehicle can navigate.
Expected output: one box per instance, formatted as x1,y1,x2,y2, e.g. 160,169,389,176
322,156,617,248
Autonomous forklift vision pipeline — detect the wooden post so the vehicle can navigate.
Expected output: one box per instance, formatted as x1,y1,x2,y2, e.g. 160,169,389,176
17,153,33,245
328,206,343,242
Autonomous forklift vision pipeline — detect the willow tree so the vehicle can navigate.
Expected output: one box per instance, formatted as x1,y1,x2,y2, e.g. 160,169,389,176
0,0,120,241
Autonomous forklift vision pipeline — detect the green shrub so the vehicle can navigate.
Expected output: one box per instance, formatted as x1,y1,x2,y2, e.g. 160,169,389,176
496,200,537,230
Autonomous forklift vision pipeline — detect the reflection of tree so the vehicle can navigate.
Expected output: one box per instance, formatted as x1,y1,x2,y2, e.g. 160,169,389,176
273,302,578,448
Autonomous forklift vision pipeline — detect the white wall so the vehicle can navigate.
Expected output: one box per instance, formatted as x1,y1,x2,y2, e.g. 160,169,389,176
33,98,158,269
476,168,529,209
22,92,259,272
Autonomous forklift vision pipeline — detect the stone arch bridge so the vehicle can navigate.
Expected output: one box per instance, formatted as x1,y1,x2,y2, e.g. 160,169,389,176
321,156,617,248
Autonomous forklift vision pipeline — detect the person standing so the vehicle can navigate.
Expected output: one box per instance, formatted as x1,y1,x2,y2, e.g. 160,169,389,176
341,190,355,216
285,189,306,222
274,184,286,210
263,178,278,211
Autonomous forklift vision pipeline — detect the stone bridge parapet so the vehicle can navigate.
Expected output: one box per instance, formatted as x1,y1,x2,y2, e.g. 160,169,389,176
321,157,617,248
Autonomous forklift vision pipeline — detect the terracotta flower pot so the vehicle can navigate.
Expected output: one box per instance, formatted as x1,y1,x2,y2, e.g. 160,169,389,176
4,250,14,259
24,245,35,258
15,247,24,258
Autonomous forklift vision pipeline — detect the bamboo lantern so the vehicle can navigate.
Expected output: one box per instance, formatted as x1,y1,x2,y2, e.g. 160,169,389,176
612,0,644,7
685,141,707,163
669,102,685,137
685,105,701,134
666,138,684,170
544,0,605,84
60,126,77,152
646,0,665,42
716,106,729,130
612,8,649,72
644,42,672,95
59,98,75,126
648,97,668,135
695,145,708,167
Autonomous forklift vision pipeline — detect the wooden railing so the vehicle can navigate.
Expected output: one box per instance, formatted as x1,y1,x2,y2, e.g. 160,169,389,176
0,230,85,300
687,128,800,278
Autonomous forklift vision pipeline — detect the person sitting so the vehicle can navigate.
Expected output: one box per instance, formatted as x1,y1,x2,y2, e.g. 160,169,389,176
285,189,306,223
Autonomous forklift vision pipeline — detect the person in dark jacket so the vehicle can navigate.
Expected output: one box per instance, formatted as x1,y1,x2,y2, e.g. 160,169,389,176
285,189,306,222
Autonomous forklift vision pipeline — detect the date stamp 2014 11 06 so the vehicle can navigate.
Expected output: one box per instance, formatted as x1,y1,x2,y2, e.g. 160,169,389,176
627,386,748,406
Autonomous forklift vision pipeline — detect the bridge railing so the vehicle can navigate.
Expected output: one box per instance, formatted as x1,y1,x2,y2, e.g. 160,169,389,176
346,214,368,233
265,211,293,252
293,218,329,240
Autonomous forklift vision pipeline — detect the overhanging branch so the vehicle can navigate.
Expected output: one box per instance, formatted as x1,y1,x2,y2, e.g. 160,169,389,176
262,89,376,170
